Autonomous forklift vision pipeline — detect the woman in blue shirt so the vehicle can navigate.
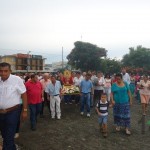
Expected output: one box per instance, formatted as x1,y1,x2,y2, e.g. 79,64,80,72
111,73,132,135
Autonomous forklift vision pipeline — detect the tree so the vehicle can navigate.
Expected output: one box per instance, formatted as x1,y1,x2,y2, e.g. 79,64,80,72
122,45,150,72
100,58,121,74
67,41,107,71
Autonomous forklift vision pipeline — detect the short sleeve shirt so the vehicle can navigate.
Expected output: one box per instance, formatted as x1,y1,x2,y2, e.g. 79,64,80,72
25,81,43,104
139,80,150,95
40,79,51,90
45,80,62,96
111,82,130,104
0,74,26,109
80,79,93,93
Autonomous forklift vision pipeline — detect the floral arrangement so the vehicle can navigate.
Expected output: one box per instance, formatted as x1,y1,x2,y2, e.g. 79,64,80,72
62,85,80,94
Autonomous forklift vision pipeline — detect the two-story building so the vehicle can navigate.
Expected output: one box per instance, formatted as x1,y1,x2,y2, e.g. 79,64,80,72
0,53,45,72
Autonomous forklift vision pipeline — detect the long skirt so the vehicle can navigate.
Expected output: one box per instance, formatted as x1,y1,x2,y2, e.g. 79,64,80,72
113,103,130,128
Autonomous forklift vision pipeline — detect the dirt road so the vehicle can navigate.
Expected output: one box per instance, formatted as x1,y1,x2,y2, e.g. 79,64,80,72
16,100,150,150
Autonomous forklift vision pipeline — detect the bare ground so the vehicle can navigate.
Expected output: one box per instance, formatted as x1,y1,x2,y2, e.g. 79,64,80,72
15,99,150,150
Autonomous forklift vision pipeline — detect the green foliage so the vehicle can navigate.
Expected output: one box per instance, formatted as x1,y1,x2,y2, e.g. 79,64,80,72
100,58,121,74
122,45,150,71
67,41,107,71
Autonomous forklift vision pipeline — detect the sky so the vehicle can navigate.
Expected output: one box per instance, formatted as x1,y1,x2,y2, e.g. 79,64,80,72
0,0,150,63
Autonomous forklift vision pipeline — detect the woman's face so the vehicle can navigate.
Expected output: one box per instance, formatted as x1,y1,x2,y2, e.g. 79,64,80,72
106,75,109,78
143,76,148,81
97,73,102,78
116,76,122,83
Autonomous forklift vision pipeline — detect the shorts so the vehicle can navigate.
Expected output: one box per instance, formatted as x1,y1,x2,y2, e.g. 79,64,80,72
140,94,150,104
98,115,108,124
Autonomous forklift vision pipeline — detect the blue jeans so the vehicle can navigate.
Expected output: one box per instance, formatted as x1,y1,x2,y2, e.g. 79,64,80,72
90,94,93,107
0,105,21,150
80,93,91,113
29,103,42,128
98,115,108,124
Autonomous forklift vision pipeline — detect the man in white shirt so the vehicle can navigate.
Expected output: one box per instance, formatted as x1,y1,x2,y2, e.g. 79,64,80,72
122,69,131,85
0,62,27,150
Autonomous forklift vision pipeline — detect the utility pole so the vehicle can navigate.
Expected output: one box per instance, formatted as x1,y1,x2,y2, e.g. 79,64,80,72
62,47,64,69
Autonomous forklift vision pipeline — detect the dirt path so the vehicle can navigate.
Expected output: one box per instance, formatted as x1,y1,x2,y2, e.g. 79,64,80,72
16,100,150,150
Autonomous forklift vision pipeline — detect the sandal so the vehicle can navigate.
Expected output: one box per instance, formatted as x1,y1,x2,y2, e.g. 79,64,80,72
116,126,120,131
103,132,108,138
125,129,131,135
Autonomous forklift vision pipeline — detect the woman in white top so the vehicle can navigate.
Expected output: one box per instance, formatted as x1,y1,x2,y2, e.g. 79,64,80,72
139,75,150,115
104,74,111,102
73,72,82,104
94,72,105,102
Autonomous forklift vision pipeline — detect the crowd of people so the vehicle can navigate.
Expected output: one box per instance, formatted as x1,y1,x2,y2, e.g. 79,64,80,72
0,62,150,149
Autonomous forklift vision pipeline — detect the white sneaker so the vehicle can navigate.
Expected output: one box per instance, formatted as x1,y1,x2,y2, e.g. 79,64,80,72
14,133,19,139
87,113,90,117
51,116,55,119
15,144,20,150
80,112,84,115
57,116,61,120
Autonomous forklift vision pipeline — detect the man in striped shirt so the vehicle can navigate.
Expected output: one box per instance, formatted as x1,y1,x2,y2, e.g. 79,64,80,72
96,93,109,138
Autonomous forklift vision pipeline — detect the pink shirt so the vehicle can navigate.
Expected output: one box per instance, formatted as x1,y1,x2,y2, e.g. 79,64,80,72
25,81,43,104
40,79,51,90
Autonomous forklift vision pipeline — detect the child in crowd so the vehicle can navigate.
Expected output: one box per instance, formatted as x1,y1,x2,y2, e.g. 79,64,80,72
95,93,109,138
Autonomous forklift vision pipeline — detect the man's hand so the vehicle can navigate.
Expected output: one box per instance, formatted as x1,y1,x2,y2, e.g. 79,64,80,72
111,100,115,106
98,112,101,116
60,93,62,97
47,96,50,101
42,97,44,101
21,111,28,121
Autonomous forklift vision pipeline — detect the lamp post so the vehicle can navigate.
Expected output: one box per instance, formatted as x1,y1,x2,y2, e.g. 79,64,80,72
27,51,31,72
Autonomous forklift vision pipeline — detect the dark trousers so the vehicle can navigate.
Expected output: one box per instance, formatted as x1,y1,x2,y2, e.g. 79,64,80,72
75,95,80,104
40,92,50,115
64,95,72,103
29,103,42,128
94,90,103,102
0,106,21,150
16,104,23,133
